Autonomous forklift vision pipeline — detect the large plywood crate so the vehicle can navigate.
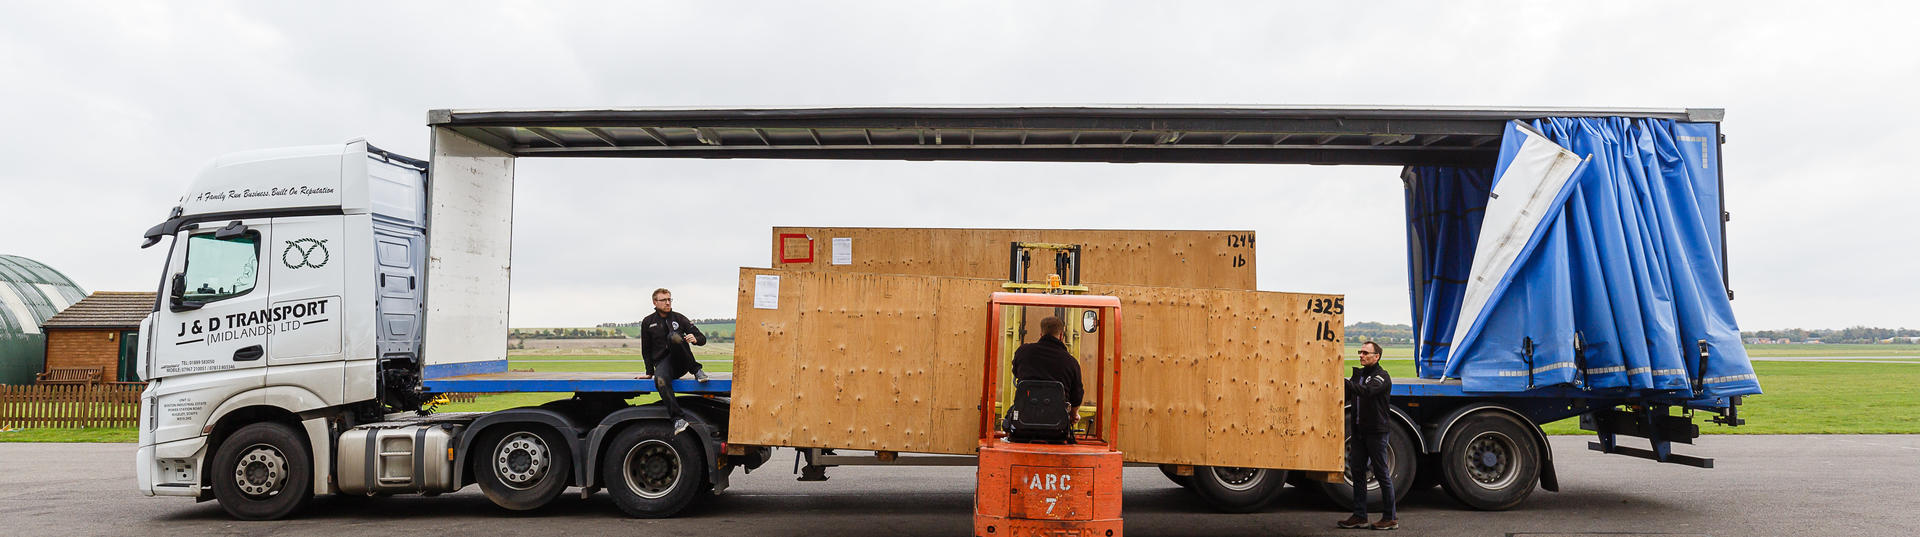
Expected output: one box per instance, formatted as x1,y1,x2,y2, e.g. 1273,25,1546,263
730,268,1345,472
769,227,1258,290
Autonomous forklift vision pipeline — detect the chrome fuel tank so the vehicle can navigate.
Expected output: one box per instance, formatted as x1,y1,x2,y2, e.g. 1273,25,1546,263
338,422,464,495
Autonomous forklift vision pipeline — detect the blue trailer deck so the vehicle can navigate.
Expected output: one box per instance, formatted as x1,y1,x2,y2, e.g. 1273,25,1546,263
421,371,733,394
1392,377,1592,399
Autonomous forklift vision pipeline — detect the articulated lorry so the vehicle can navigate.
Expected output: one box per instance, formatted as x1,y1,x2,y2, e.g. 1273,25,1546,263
133,106,1758,520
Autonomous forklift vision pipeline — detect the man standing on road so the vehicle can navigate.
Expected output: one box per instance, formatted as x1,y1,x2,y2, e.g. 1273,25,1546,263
1338,341,1398,531
640,288,710,434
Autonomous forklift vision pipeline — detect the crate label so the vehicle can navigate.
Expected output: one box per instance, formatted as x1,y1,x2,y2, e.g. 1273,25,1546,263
831,237,852,265
753,275,780,310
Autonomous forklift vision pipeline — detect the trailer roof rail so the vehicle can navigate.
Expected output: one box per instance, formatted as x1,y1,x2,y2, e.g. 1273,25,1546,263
426,105,1722,167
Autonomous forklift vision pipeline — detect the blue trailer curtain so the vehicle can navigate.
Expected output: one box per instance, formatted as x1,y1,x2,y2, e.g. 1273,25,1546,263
1404,166,1491,380
1404,118,1760,398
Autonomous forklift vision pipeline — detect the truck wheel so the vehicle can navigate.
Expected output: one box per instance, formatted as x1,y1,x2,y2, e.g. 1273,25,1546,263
1189,466,1288,513
211,422,313,520
1157,464,1194,489
474,425,573,510
1437,412,1540,510
602,422,706,518
1320,424,1416,511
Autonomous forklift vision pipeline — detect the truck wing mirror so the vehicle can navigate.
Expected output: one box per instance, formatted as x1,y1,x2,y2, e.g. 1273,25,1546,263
141,206,185,249
169,272,203,312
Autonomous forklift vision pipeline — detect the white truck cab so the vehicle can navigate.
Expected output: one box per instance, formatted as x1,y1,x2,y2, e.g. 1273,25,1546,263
133,132,747,522
134,140,427,515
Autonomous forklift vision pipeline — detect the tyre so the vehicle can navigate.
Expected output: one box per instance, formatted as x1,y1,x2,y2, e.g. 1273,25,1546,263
1320,423,1416,511
1437,411,1541,510
1189,466,1288,513
210,422,313,520
602,422,707,518
473,425,574,511
1157,464,1194,489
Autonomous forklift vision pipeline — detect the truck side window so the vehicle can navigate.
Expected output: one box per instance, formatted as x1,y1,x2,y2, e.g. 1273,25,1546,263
183,231,260,304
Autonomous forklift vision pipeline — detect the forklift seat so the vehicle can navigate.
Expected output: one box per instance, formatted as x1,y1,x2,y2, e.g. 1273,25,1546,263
1003,380,1074,444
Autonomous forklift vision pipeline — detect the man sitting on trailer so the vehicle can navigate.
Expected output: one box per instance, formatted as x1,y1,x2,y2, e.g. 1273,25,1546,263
1338,341,1398,531
640,288,710,435
1012,316,1085,416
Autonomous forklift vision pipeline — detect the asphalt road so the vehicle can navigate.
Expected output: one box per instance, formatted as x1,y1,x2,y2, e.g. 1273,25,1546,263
3,435,1915,536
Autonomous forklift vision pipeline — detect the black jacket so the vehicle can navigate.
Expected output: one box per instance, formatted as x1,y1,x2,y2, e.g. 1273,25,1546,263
1012,335,1084,408
1346,363,1392,434
639,310,706,374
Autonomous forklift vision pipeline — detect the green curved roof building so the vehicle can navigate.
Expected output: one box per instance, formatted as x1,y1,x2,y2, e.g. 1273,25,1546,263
0,255,88,385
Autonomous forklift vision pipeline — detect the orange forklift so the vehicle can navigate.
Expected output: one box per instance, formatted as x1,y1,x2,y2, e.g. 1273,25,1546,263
974,242,1126,537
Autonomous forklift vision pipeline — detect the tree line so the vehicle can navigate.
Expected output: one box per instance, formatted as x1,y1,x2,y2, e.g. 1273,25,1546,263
1743,326,1920,344
1345,322,1415,346
1341,322,1920,346
508,327,626,339
596,318,735,328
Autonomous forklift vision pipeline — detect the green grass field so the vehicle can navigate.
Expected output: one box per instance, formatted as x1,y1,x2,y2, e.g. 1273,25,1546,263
0,427,136,443
9,343,1915,442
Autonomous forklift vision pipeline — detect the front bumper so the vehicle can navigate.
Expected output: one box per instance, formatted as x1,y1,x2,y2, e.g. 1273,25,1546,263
136,436,208,497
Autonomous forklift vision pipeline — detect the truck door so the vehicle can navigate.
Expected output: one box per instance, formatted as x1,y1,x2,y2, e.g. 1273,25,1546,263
266,215,347,403
151,219,273,383
373,227,422,362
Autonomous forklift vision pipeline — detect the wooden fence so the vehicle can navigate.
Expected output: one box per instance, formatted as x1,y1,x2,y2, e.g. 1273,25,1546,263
0,384,144,428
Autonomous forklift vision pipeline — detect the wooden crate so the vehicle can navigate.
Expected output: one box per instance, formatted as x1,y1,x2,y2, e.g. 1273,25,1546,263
730,268,1345,472
770,227,1257,290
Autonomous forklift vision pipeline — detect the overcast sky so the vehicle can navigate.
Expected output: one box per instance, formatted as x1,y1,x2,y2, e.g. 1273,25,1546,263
2,2,1913,331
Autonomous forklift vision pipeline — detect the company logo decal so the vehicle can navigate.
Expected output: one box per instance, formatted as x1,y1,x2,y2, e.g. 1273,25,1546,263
162,297,334,374
282,238,330,269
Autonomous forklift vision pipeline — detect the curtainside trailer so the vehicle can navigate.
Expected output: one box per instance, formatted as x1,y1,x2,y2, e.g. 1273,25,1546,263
132,106,1757,520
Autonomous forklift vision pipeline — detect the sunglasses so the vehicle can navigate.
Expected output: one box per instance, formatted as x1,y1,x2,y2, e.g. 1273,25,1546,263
1357,351,1377,356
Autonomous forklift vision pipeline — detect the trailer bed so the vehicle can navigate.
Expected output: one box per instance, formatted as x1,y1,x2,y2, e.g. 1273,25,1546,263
421,371,733,394
1392,377,1589,399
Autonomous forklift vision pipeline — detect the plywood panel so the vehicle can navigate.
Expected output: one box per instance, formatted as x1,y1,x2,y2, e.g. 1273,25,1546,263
771,228,1258,290
729,268,1344,472
728,269,802,447
1097,287,1346,471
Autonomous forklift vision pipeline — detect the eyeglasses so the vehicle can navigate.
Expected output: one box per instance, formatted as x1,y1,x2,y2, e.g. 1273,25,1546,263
1357,351,1377,356
654,298,672,302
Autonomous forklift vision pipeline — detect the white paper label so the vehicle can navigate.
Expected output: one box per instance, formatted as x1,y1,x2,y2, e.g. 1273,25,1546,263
831,237,852,265
753,274,781,309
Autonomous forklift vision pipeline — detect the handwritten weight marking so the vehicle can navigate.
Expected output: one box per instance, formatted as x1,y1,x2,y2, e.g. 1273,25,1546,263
1305,297,1344,315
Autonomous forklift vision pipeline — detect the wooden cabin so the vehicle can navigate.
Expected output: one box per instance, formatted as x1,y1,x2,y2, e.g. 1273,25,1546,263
39,292,154,384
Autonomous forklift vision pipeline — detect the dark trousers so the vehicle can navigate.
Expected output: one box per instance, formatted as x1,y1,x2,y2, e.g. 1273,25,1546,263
648,352,702,419
1349,431,1397,520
